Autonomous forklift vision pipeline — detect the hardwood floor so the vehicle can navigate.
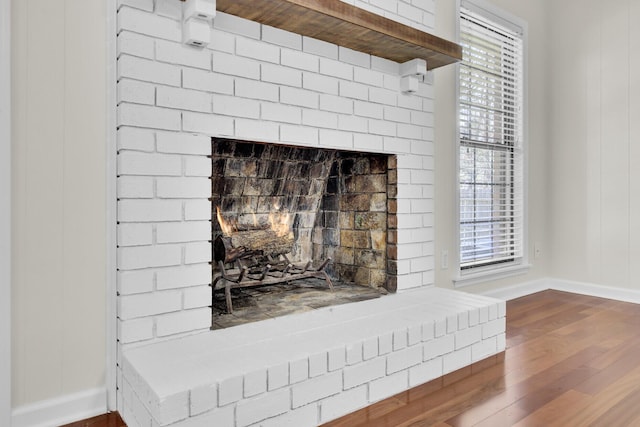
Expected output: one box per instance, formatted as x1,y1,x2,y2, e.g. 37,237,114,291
323,290,640,426
60,412,126,427
71,290,640,427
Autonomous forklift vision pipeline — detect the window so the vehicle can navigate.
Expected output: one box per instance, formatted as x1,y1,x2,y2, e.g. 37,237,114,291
458,1,525,274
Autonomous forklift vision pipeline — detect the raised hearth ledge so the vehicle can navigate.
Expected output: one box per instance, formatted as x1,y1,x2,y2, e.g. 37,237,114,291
121,287,505,427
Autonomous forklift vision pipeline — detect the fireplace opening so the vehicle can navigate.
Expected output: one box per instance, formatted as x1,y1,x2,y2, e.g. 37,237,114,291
211,138,398,328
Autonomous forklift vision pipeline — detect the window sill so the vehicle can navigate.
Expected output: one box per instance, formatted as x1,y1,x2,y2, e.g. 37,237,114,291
453,263,531,288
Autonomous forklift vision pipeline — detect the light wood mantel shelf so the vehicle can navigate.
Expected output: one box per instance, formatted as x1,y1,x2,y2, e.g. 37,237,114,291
206,0,462,69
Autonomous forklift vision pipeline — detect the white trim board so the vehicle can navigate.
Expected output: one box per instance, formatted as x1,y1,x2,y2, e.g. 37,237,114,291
480,277,640,305
1,0,12,424
11,388,107,427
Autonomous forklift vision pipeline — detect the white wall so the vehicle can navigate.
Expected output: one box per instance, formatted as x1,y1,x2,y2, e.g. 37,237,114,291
11,0,107,415
433,0,550,293
547,0,640,289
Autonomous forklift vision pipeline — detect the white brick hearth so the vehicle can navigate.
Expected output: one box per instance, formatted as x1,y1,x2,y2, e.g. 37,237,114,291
121,287,505,426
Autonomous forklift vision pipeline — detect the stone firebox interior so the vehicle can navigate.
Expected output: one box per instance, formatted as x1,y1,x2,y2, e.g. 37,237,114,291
211,138,398,319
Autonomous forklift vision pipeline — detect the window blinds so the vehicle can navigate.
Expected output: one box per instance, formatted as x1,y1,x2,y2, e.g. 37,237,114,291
459,6,524,269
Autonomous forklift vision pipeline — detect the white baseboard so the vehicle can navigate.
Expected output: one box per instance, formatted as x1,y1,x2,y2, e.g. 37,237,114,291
479,277,640,305
12,387,107,427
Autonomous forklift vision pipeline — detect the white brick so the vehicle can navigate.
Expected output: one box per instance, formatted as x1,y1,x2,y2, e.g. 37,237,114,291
184,241,211,264
243,369,267,398
483,317,506,339
183,285,212,309
398,92,423,110
156,39,211,69
319,94,353,114
422,321,435,342
258,404,317,427
213,94,260,119
235,119,280,142
118,317,154,343
157,177,211,198
385,106,412,123
338,46,370,68
343,357,385,389
118,151,182,176
354,67,383,87
118,244,182,270
208,28,235,54
118,79,155,105
155,0,182,19
303,36,338,59
237,37,280,63
378,332,393,355
156,132,210,155
118,176,154,199
261,63,303,88
236,388,290,427
363,337,378,360
157,221,210,244
387,344,422,374
213,12,260,39
281,87,318,109
289,358,309,384
369,371,408,402
338,115,367,133
183,68,234,95
319,129,353,149
472,336,498,362
369,87,398,106
281,125,318,145
157,264,211,290
320,385,367,423
117,0,153,12
339,81,368,100
118,290,182,319
291,372,342,408
354,100,383,119
309,352,328,378
262,103,301,124
117,127,155,152
398,123,423,139
319,58,353,80
372,56,400,74
212,51,260,79
302,109,337,129
409,357,443,387
182,111,234,136
262,25,302,50
185,156,212,177
408,324,422,346
118,6,181,41
354,133,383,151
423,334,455,360
172,406,234,427
190,383,217,416
118,269,154,295
345,341,363,365
156,86,212,113
236,78,280,101
384,74,401,91
156,308,210,336
281,49,319,72
118,223,153,246
369,119,396,136
267,363,289,391
443,347,472,374
118,103,181,130
185,199,211,220
455,326,482,350
488,303,499,321
218,375,243,406
118,199,182,222
303,72,338,94
327,347,345,372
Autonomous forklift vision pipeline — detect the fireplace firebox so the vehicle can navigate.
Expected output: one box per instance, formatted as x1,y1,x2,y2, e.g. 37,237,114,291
211,138,398,316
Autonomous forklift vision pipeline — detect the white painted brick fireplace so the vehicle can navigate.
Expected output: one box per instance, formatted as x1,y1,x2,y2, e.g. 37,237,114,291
115,0,506,425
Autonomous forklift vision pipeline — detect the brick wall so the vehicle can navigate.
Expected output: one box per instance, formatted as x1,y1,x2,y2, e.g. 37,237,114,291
116,0,437,348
